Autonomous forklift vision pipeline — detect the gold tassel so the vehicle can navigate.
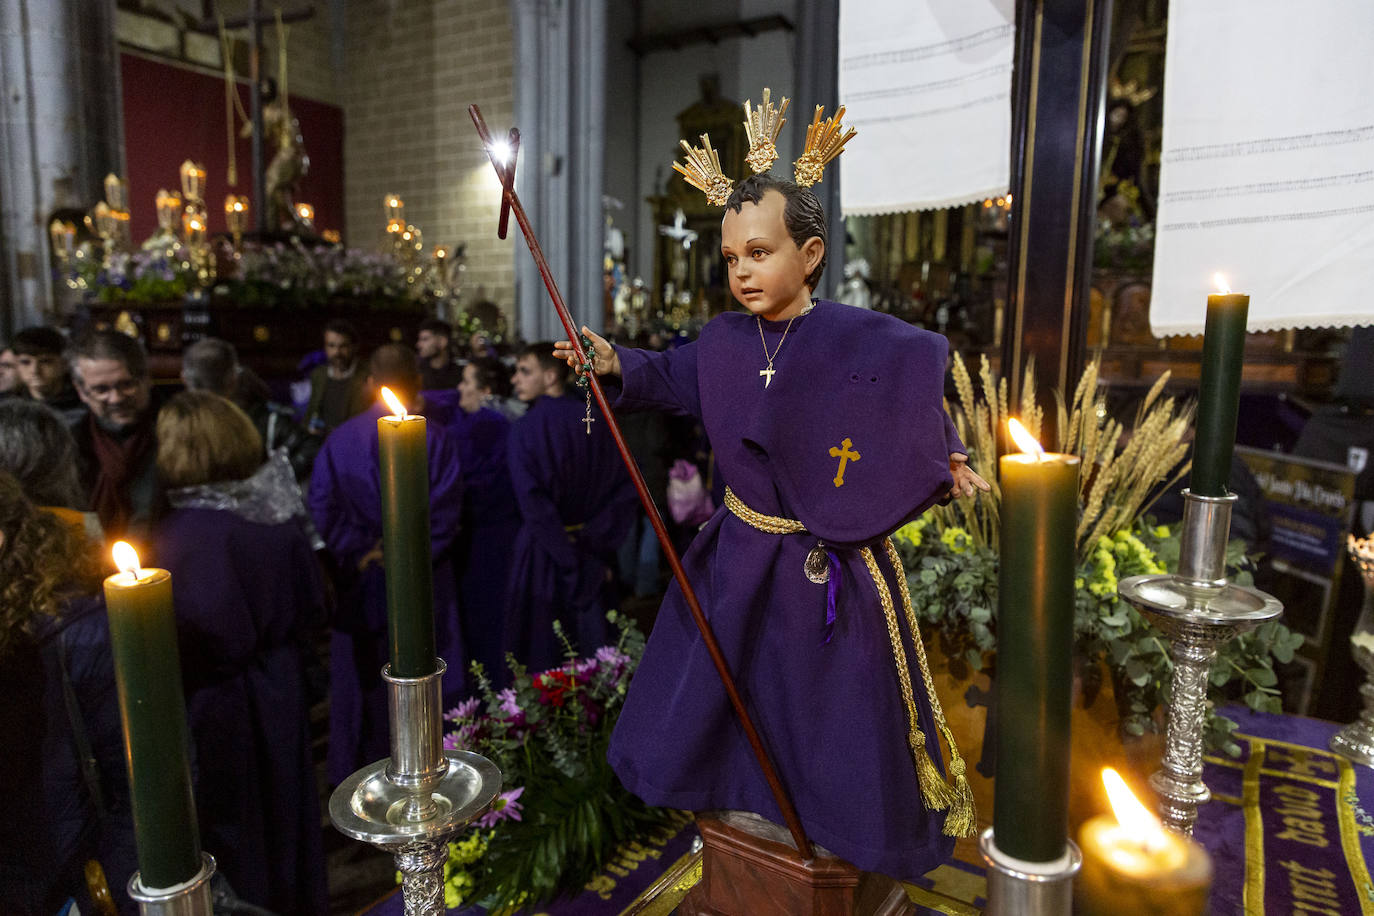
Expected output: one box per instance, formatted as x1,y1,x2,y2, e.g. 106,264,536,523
910,727,953,810
938,723,977,838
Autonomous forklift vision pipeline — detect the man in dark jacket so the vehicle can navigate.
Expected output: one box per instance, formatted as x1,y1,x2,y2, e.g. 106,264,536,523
14,325,86,425
68,330,160,540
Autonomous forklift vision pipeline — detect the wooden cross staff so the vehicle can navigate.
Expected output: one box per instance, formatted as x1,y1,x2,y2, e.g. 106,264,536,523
468,104,813,860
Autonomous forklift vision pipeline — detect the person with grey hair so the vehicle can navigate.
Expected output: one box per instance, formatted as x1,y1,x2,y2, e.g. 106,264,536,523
67,329,160,538
182,337,319,480
0,400,82,506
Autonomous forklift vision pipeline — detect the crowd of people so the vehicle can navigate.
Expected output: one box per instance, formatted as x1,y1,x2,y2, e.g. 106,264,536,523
0,316,694,915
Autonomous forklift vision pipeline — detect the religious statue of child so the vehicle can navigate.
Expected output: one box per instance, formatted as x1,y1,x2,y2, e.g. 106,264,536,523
554,93,991,883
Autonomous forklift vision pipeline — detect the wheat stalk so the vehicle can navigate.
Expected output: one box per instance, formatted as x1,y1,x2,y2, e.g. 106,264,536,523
920,356,1192,566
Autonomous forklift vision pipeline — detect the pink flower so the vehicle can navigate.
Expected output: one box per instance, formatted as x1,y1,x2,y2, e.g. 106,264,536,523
476,786,525,828
445,697,482,722
496,688,525,724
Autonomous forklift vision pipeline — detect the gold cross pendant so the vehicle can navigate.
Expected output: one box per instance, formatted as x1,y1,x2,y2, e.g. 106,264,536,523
760,365,776,388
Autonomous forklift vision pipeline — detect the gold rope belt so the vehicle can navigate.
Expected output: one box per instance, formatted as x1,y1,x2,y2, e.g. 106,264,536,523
723,486,976,838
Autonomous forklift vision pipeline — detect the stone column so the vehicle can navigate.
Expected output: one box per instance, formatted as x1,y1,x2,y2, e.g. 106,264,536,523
0,0,123,335
512,0,606,341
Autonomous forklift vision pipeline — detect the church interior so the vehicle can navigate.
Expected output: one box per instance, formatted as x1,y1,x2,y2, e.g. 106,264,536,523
2,0,1373,914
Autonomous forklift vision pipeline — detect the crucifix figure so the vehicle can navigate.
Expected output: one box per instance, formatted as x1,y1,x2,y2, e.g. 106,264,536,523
193,1,314,234
829,437,860,487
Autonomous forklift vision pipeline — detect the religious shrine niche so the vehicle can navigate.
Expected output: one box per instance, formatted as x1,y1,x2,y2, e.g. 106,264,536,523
648,75,747,323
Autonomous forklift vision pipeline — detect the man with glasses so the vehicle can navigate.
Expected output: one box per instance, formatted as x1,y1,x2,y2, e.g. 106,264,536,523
68,329,159,538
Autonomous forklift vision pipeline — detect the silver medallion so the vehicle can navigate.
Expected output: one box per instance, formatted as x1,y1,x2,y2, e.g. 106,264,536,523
805,544,830,584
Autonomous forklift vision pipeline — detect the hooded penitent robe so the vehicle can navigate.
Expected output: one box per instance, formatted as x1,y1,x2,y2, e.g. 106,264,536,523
309,403,465,784
153,465,328,915
605,300,967,881
503,393,638,672
442,404,521,687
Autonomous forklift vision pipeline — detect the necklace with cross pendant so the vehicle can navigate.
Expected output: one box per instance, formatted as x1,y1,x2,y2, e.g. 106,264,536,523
756,313,800,389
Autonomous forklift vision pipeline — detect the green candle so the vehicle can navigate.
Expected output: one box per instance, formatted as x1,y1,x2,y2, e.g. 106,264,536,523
1191,285,1249,497
378,388,437,677
104,542,202,890
994,421,1080,862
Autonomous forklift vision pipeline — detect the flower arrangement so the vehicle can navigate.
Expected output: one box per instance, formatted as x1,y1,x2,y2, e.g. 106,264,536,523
895,354,1303,754
432,612,679,912
71,248,195,304
67,238,446,312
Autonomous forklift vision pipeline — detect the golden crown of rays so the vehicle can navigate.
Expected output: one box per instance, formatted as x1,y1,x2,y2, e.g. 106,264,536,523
794,104,857,188
743,88,790,174
672,89,857,206
672,134,734,206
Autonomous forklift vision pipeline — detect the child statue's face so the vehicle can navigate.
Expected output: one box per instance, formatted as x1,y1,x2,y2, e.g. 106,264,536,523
720,190,824,322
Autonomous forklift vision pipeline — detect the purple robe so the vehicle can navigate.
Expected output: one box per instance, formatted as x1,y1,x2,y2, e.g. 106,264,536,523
606,301,965,881
152,509,327,915
504,394,638,672
443,405,521,687
308,404,465,784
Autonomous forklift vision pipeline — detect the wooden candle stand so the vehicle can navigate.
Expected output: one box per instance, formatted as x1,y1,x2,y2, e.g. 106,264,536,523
677,816,914,916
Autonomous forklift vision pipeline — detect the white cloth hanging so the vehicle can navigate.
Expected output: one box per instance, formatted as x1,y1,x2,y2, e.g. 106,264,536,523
1150,1,1374,335
839,0,1014,215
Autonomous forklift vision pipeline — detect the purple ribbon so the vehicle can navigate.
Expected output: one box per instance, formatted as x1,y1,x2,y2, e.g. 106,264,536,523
823,549,842,644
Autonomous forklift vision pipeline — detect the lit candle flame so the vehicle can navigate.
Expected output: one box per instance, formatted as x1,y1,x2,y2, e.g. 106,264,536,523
380,386,407,419
1007,418,1045,458
1214,273,1232,295
113,540,141,577
1103,767,1164,836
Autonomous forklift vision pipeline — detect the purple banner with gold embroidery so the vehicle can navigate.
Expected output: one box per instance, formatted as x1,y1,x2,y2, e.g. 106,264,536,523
1197,706,1374,915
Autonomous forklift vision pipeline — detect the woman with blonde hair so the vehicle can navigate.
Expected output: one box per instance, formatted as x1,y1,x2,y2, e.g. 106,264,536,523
151,391,327,913
0,472,137,914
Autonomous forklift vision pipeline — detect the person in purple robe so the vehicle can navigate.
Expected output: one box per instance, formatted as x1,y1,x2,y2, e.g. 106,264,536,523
558,174,989,882
503,344,637,673
150,391,327,914
438,357,522,687
308,344,466,784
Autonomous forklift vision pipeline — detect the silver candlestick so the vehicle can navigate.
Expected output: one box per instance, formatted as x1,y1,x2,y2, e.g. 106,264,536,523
127,853,216,915
330,659,502,915
1119,489,1282,835
1330,535,1374,766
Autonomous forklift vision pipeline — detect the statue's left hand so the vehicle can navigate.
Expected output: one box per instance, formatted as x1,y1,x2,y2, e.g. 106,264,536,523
948,453,991,499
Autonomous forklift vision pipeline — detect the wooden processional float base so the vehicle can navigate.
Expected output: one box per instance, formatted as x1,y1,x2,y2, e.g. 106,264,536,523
677,814,915,916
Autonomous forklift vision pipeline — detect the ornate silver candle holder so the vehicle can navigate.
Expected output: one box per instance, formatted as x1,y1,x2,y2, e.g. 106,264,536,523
330,660,502,914
1330,535,1374,766
127,852,215,915
1118,490,1282,835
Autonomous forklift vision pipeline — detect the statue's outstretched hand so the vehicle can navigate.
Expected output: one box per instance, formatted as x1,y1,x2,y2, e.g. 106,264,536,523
949,453,991,500
553,326,621,378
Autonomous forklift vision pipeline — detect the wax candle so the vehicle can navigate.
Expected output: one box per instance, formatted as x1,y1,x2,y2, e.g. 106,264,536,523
1190,275,1249,497
994,419,1080,862
1076,768,1211,915
103,542,202,890
378,387,438,677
